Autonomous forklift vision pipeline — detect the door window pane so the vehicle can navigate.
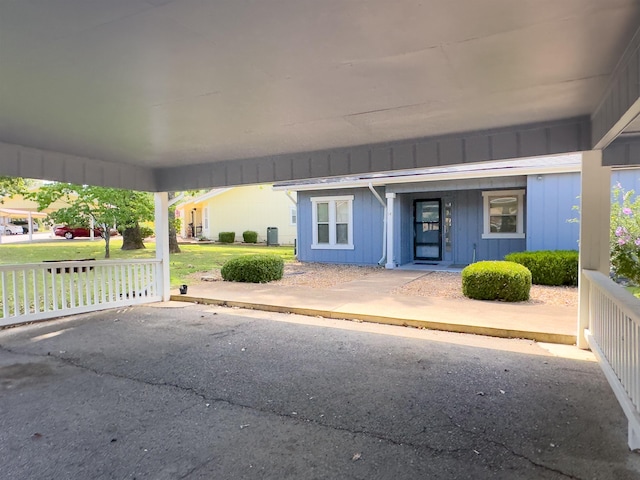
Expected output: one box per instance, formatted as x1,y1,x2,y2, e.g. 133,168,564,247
416,245,439,258
421,203,439,222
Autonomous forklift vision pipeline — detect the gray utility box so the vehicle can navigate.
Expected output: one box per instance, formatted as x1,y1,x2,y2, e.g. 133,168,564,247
267,227,279,246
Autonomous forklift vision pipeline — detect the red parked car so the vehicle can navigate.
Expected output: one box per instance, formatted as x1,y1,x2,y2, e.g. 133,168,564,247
54,225,114,239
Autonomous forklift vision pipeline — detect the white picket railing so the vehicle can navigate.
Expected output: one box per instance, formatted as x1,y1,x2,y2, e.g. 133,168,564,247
0,259,162,327
582,269,640,450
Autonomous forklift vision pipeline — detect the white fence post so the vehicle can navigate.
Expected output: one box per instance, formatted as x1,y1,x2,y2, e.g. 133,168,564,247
155,192,171,301
578,151,610,349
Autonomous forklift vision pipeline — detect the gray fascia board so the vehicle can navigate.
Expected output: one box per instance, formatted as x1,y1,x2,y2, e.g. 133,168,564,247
0,141,157,191
156,117,590,191
592,25,640,149
0,117,590,192
273,159,581,192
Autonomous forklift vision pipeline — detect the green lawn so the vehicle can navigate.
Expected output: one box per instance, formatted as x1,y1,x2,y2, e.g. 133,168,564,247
626,286,640,298
0,239,296,288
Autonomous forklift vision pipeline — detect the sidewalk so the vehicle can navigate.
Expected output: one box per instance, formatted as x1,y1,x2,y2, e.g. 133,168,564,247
171,270,577,345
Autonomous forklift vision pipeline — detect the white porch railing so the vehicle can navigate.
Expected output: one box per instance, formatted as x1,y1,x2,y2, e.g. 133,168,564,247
582,269,640,450
0,259,162,327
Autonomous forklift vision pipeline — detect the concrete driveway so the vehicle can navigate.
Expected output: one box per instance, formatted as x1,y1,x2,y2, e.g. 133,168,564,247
0,303,638,479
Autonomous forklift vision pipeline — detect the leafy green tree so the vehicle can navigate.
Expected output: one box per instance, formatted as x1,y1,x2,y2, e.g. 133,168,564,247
0,176,30,202
30,184,154,258
165,189,206,254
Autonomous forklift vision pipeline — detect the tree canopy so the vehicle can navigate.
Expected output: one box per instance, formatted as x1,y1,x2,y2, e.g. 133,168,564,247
30,183,154,258
0,176,30,202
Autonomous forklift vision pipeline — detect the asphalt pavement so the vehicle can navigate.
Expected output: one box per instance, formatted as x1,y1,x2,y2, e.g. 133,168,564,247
0,302,638,479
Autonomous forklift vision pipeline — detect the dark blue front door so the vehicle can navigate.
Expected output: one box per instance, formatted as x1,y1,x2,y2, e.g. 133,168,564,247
414,199,441,261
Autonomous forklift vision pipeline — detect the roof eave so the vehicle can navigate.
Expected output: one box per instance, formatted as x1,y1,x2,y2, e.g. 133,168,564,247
273,163,581,192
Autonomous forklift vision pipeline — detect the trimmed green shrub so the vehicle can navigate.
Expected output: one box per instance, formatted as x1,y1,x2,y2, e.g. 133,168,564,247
221,255,284,283
218,232,235,243
242,230,258,243
462,261,531,302
504,250,578,286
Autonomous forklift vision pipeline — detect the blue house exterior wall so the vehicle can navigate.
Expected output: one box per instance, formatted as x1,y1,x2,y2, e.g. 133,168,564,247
296,188,384,265
449,190,526,265
297,169,640,267
526,172,580,251
523,169,640,254
612,169,640,193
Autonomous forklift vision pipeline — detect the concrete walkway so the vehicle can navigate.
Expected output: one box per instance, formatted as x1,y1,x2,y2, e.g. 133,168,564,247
172,270,578,345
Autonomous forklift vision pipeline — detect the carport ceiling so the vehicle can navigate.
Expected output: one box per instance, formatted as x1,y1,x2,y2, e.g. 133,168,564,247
1,0,639,170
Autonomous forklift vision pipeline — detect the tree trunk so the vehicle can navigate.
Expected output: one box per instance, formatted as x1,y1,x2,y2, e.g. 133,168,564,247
122,223,146,250
168,192,181,254
103,230,111,259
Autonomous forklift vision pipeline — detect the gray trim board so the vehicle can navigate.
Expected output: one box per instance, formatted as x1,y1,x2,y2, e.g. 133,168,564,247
1,118,590,192
592,26,640,149
603,137,640,167
156,117,591,192
0,141,157,191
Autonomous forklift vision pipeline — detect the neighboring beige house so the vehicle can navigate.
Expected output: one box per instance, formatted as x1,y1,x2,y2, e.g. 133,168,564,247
175,185,297,245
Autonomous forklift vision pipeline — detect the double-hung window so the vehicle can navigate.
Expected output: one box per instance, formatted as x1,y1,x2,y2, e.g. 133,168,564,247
482,190,525,239
311,195,354,249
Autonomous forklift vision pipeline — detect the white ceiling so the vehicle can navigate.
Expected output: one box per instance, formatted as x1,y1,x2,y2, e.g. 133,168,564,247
1,0,639,170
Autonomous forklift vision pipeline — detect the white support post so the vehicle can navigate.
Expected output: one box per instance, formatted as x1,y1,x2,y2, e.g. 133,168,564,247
578,150,610,349
27,211,33,242
385,193,396,269
155,192,171,301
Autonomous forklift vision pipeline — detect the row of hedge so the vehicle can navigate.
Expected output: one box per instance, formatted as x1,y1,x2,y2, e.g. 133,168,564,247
504,250,578,287
220,254,284,283
462,250,578,302
218,230,258,243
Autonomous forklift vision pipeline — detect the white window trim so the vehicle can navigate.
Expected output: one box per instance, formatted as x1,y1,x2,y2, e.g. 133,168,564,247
203,207,209,231
481,189,525,239
290,206,297,226
311,195,354,250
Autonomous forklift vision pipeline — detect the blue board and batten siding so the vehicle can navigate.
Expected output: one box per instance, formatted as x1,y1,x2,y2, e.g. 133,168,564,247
296,169,640,267
524,170,640,253
296,189,384,265
612,170,640,195
526,172,580,251
451,190,526,265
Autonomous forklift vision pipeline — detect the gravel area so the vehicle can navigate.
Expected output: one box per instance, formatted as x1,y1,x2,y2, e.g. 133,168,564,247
392,271,578,307
197,262,380,288
197,262,578,307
